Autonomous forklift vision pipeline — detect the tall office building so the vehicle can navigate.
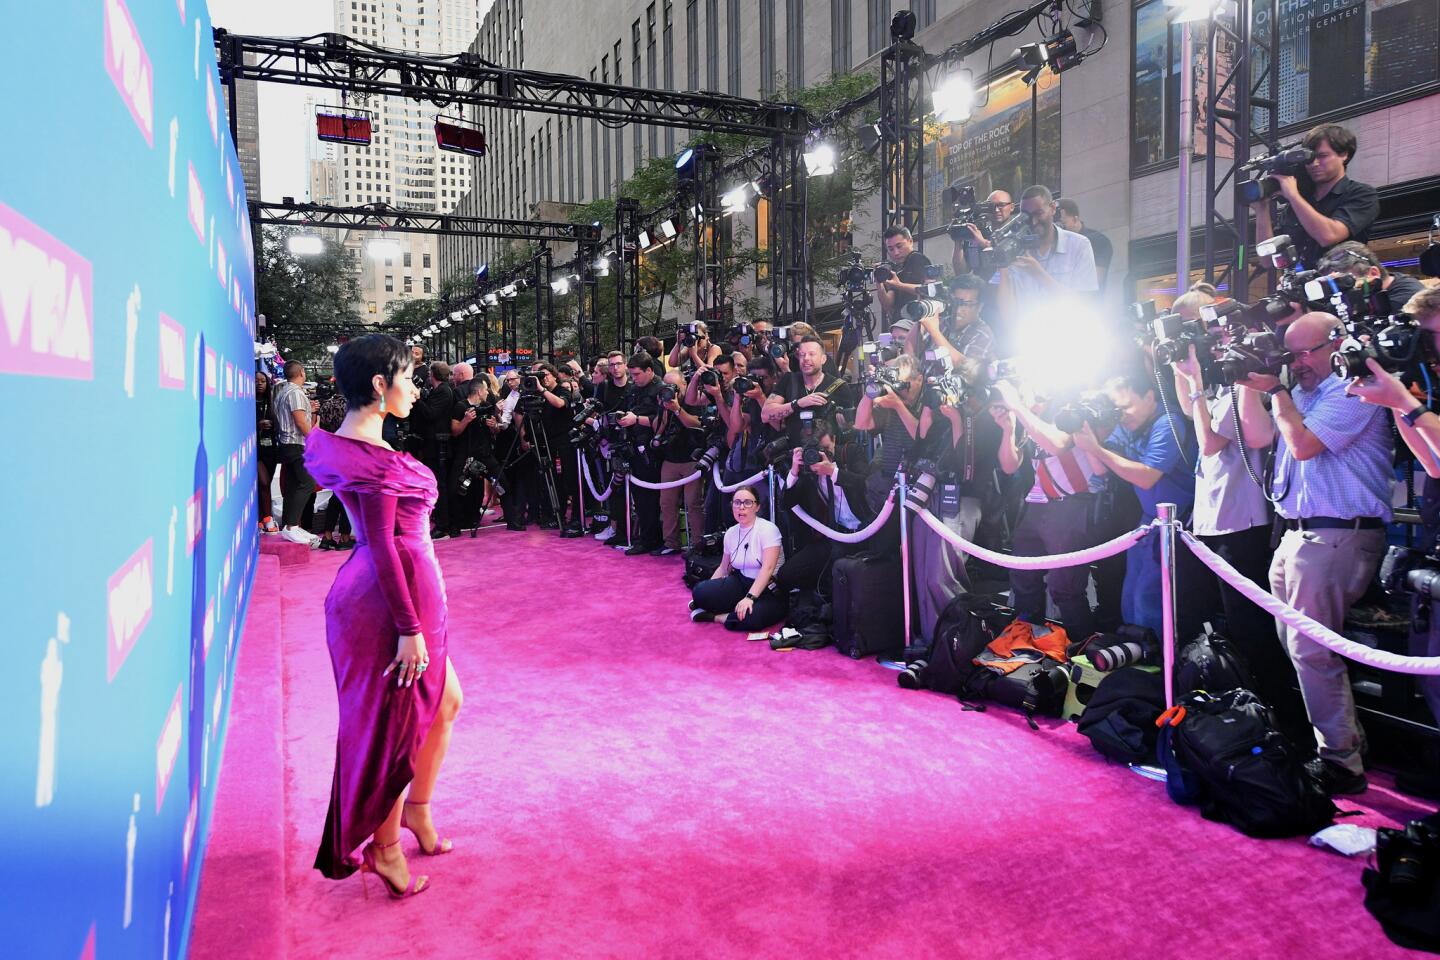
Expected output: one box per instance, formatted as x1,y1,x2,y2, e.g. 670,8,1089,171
331,0,489,320
223,52,263,200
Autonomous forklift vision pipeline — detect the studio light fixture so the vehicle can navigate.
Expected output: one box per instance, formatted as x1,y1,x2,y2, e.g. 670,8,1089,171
326,343,340,354
466,304,482,315
1016,32,1082,83
803,142,838,177
637,229,653,249
474,263,490,283
449,310,464,322
658,218,678,240
287,234,325,256
932,72,976,123
551,276,572,295
434,115,487,156
439,318,451,328
501,284,518,299
483,292,499,307
687,203,705,220
594,251,613,276
366,238,403,260
720,182,760,215
316,108,373,145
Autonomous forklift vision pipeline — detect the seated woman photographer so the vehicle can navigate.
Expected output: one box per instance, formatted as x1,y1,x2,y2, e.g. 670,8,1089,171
689,484,787,630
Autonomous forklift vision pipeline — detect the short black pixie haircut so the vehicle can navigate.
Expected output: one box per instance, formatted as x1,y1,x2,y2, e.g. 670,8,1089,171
334,333,411,410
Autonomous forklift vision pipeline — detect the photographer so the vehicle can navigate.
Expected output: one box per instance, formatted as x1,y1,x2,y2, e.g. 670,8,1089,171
1344,286,1440,793
874,226,933,327
1237,310,1394,796
950,189,1015,278
774,421,873,595
762,337,855,448
991,378,1105,645
996,185,1099,322
449,376,503,533
669,320,722,372
273,360,320,546
1253,123,1379,271
1168,288,1308,736
1070,371,1196,637
1056,198,1114,290
529,363,577,533
1316,242,1427,317
614,351,666,555
904,275,995,385
854,354,926,524
654,371,708,556
494,370,533,531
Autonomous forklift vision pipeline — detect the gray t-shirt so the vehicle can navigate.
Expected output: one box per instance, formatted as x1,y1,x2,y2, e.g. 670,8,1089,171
272,380,309,445
1192,388,1271,536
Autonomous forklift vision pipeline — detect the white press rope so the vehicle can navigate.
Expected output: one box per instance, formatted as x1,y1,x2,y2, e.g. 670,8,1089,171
580,455,617,502
790,488,899,544
712,463,768,493
906,502,1155,570
627,469,703,490
1182,532,1440,676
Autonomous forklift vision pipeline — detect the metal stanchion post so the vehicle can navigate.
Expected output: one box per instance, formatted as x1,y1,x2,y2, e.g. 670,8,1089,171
1158,502,1179,709
577,449,587,531
767,466,777,521
899,470,912,651
625,474,633,548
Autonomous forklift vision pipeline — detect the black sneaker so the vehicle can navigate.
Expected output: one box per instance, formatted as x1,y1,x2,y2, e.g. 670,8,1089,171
651,546,681,556
623,543,655,556
505,522,527,532
537,518,561,530
559,526,584,539
1305,757,1368,796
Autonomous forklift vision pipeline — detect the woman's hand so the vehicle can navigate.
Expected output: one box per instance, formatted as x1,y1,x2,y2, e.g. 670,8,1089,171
733,596,754,620
384,633,429,688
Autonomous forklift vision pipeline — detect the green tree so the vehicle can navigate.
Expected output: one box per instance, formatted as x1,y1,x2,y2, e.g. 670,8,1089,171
256,227,363,357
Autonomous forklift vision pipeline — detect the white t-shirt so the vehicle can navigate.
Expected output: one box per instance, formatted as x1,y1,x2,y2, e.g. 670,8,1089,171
724,517,784,579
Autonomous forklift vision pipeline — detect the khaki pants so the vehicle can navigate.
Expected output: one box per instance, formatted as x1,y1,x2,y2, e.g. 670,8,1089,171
660,459,704,549
1268,526,1385,774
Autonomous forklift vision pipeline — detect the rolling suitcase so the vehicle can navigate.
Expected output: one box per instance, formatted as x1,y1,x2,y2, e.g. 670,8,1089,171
832,554,903,659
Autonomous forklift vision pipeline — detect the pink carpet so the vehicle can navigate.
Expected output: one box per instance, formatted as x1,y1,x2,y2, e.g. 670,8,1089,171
193,525,1436,959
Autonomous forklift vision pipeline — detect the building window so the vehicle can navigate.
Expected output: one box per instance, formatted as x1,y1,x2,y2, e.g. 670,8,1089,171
831,0,851,74
423,253,431,268
615,41,626,182
633,21,644,161
647,5,659,157
403,251,412,267
384,275,394,292
727,0,741,94
867,0,890,56
663,1,675,152
786,0,803,87
687,0,699,90
403,275,413,292
706,0,720,90
1131,0,1440,171
760,1,776,96
602,57,613,188
424,276,432,293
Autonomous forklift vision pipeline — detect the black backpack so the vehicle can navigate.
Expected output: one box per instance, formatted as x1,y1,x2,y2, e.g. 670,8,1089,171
1177,629,1254,695
1076,667,1167,763
681,534,724,588
1170,688,1337,838
897,594,1004,695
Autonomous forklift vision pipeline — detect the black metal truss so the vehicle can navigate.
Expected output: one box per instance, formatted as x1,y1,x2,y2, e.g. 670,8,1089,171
1202,0,1278,298
216,31,807,138
615,199,643,350
249,199,586,242
879,41,927,244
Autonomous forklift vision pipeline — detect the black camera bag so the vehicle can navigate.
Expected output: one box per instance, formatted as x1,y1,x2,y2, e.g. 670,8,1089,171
1177,629,1254,696
832,554,904,659
1171,688,1336,838
681,536,724,588
900,594,1006,695
1075,667,1167,763
964,655,1069,729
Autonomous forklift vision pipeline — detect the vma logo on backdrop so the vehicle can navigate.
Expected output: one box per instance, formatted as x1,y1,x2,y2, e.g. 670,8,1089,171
104,0,154,146
0,202,94,380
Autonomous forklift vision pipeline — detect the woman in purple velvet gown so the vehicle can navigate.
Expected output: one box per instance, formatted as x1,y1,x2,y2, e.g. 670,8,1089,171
304,334,463,899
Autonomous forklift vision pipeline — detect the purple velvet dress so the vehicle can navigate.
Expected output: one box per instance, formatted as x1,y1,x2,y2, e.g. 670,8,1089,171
304,430,449,879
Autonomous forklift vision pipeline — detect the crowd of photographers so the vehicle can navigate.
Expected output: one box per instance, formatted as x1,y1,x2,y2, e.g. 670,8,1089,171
257,121,1440,803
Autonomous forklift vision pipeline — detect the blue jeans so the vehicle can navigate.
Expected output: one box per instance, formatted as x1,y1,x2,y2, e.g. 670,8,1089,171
1121,533,1163,637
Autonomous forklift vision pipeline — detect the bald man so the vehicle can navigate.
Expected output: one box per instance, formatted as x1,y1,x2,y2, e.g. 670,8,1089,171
950,189,1015,278
1237,311,1394,797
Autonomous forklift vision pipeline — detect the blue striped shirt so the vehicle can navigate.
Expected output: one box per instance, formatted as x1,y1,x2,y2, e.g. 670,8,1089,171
1272,374,1393,521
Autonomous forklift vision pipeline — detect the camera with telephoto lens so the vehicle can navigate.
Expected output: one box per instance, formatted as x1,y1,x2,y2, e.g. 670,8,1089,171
456,457,505,497
945,183,1001,244
863,365,903,400
1090,627,1159,671
1379,544,1440,601
696,367,720,389
656,384,677,406
727,322,755,348
678,322,703,347
1331,314,1429,380
1152,311,1219,368
859,336,903,366
731,375,757,395
902,297,948,326
904,457,939,509
1212,331,1295,387
872,261,896,283
1201,297,1297,332
1375,818,1440,896
1237,145,1315,205
766,325,794,359
763,436,824,469
978,212,1042,271
694,417,729,473
1054,393,1120,436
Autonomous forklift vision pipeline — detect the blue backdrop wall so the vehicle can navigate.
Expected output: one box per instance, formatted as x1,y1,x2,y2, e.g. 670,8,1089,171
0,1,258,957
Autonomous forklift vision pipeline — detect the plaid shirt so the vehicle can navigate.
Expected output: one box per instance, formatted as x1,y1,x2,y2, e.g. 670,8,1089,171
1272,373,1393,521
